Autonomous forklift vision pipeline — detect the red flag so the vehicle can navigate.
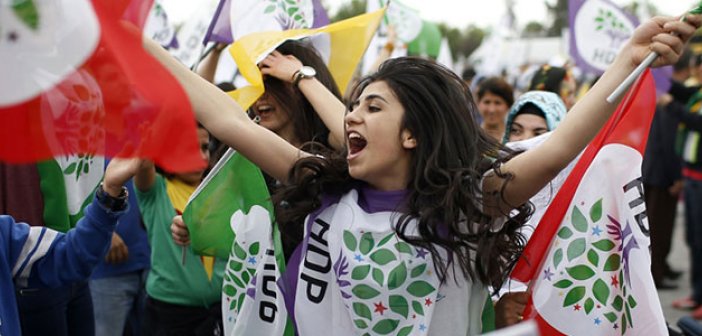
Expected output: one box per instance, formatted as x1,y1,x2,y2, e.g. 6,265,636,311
511,70,664,334
0,0,204,173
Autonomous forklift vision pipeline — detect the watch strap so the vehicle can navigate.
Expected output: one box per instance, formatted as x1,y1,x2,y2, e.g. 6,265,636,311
96,183,128,212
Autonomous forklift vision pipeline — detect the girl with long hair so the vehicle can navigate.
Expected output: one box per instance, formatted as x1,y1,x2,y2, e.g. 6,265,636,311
155,16,700,334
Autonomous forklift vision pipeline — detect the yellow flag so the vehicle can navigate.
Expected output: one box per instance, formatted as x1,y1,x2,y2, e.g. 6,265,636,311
227,8,386,110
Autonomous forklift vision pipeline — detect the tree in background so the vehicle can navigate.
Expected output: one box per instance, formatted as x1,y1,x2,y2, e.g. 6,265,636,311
546,0,568,37
522,21,546,38
329,0,366,22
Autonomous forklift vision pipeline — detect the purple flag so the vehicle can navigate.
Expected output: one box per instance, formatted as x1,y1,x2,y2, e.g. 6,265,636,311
311,0,329,28
568,0,671,96
203,0,233,45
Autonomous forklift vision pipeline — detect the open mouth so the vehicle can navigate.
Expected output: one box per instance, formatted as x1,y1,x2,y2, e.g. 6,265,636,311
255,103,274,119
347,131,367,156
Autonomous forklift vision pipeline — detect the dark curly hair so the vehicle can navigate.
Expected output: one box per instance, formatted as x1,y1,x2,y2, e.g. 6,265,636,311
274,57,532,290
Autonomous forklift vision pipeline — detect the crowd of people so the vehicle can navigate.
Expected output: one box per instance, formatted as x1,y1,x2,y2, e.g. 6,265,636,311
1,12,702,336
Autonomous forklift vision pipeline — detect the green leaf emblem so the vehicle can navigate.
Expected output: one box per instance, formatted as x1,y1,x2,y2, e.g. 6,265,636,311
353,302,372,320
12,0,39,31
567,238,586,261
343,231,357,251
566,265,595,280
352,264,371,280
388,262,407,290
590,199,602,222
572,206,588,233
352,284,381,299
372,319,399,334
563,286,586,306
370,248,397,265
359,232,375,255
407,281,436,297
389,295,409,318
603,254,621,272
592,279,609,305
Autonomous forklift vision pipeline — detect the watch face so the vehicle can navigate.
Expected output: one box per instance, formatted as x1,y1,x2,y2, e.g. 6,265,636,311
300,66,316,77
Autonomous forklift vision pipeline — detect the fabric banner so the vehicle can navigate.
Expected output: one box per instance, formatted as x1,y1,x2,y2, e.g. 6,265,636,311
223,189,494,335
568,0,672,94
0,0,204,173
568,0,638,75
203,0,330,46
227,8,385,110
183,148,274,260
144,0,178,49
511,70,665,334
170,0,219,68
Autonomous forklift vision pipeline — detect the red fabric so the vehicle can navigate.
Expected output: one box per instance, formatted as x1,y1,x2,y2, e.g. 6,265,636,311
0,0,204,173
512,70,656,283
509,71,656,333
683,167,702,181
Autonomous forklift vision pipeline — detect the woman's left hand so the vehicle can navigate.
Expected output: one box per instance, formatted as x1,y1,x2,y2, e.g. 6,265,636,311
625,15,701,68
259,50,304,83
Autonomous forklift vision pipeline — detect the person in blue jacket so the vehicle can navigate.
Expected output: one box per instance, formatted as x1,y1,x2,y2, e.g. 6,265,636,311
0,158,138,336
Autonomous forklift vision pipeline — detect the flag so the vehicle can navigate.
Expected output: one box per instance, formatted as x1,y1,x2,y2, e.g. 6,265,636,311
511,70,665,334
203,0,234,45
202,0,330,46
227,8,385,110
406,20,442,59
182,149,274,259
144,0,179,49
0,0,204,173
169,0,219,68
568,0,671,94
0,155,103,233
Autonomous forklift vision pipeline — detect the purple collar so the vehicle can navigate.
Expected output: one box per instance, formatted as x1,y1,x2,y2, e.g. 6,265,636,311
357,184,409,213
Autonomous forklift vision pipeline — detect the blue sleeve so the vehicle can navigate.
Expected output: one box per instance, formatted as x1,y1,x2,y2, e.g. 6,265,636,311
8,197,124,288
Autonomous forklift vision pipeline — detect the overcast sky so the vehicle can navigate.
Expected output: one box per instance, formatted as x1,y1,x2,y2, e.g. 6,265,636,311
163,0,698,30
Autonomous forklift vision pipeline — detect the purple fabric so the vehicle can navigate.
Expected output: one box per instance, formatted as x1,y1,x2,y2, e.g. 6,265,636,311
652,66,673,97
568,0,639,76
357,185,408,213
311,0,329,28
166,35,179,50
203,0,233,45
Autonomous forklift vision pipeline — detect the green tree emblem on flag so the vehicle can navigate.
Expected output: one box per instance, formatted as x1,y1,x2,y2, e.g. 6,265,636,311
223,238,260,313
221,206,272,319
340,230,436,335
549,198,638,334
594,8,631,48
63,153,96,180
12,0,39,29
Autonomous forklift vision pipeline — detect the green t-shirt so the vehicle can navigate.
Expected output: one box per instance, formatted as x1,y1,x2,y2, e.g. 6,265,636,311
136,175,225,307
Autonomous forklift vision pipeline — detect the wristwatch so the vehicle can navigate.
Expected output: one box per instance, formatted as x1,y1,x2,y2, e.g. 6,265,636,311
292,66,316,87
95,183,128,212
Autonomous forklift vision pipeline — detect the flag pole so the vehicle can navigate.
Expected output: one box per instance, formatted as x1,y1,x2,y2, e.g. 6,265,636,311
607,5,702,103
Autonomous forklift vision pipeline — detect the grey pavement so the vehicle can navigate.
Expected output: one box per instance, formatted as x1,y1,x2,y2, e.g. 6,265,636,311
659,202,695,334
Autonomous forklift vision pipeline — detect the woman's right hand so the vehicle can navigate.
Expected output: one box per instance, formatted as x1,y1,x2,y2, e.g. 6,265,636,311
259,50,304,83
171,215,191,246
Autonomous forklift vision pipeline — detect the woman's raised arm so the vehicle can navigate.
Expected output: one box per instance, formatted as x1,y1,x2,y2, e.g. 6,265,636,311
483,15,701,213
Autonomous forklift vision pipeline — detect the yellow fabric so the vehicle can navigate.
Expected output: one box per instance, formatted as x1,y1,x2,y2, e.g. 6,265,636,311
227,8,386,110
165,178,215,280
